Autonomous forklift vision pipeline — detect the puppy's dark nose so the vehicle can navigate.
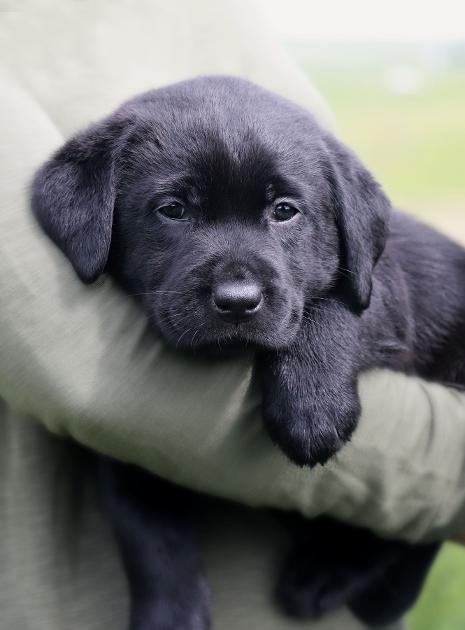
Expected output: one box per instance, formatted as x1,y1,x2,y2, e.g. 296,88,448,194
212,281,263,322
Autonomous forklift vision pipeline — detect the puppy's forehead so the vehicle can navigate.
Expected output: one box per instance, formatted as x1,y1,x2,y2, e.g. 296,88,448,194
122,76,322,206
181,130,282,211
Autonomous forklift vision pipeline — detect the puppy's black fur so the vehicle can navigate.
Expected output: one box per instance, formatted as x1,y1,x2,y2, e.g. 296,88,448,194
32,76,465,628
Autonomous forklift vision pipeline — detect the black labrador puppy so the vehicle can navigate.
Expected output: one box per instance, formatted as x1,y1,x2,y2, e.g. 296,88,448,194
31,76,464,629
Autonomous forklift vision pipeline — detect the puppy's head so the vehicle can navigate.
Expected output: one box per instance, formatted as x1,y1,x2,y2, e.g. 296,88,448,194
32,76,390,352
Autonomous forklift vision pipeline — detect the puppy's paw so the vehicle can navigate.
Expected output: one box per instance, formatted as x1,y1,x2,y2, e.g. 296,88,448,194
279,543,436,627
262,393,359,467
131,575,210,630
276,550,365,619
275,520,407,623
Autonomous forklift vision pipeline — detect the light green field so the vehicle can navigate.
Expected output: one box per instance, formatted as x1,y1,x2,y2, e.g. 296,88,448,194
292,43,465,240
290,43,465,630
409,543,465,630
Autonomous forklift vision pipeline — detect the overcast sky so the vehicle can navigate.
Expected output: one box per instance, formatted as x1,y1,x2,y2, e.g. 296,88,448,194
256,0,465,42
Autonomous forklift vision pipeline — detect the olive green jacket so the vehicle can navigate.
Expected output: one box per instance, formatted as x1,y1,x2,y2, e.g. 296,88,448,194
2,2,465,629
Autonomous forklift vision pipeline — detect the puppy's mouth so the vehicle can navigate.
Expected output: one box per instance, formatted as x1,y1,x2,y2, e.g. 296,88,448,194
152,304,302,355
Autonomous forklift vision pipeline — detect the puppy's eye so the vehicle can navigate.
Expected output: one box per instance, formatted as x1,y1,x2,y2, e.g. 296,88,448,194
271,203,299,222
157,203,187,220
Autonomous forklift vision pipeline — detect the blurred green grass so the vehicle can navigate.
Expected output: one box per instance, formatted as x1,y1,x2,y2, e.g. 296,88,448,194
291,44,465,240
290,44,465,629
315,70,465,211
409,543,465,630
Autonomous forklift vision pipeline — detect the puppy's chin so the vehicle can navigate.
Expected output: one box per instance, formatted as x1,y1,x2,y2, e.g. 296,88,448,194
181,340,251,360
155,319,301,356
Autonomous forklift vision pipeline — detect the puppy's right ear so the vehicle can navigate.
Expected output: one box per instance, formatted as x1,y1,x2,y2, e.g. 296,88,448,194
31,115,130,283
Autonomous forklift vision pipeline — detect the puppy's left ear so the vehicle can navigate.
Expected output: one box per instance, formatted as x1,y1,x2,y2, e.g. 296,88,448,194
31,115,131,283
322,132,390,311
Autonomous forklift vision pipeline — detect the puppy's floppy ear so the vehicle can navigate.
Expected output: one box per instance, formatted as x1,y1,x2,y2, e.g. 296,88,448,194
322,132,390,311
32,114,131,283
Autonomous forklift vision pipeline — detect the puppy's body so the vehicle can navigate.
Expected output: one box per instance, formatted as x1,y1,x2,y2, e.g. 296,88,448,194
360,211,465,383
31,76,465,629
388,215,465,383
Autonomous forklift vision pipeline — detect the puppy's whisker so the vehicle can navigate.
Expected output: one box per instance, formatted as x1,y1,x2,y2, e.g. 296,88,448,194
155,306,195,323
190,323,205,348
337,266,356,278
146,309,193,331
130,290,186,297
310,296,345,308
175,322,203,349
163,310,193,321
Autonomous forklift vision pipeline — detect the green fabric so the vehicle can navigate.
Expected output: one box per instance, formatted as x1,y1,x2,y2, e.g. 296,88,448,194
0,411,403,630
1,2,465,628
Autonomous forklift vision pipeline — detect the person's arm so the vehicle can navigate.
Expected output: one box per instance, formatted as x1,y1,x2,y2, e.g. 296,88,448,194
2,72,465,547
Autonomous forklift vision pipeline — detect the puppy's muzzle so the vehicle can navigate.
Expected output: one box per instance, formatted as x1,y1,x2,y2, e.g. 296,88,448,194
212,280,263,323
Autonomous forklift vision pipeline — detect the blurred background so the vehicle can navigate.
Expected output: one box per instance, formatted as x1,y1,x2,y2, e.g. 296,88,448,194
258,0,465,244
257,1,465,629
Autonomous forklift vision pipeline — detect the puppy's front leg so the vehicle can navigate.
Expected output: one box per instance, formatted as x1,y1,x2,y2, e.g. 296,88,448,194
98,457,210,630
258,299,362,467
